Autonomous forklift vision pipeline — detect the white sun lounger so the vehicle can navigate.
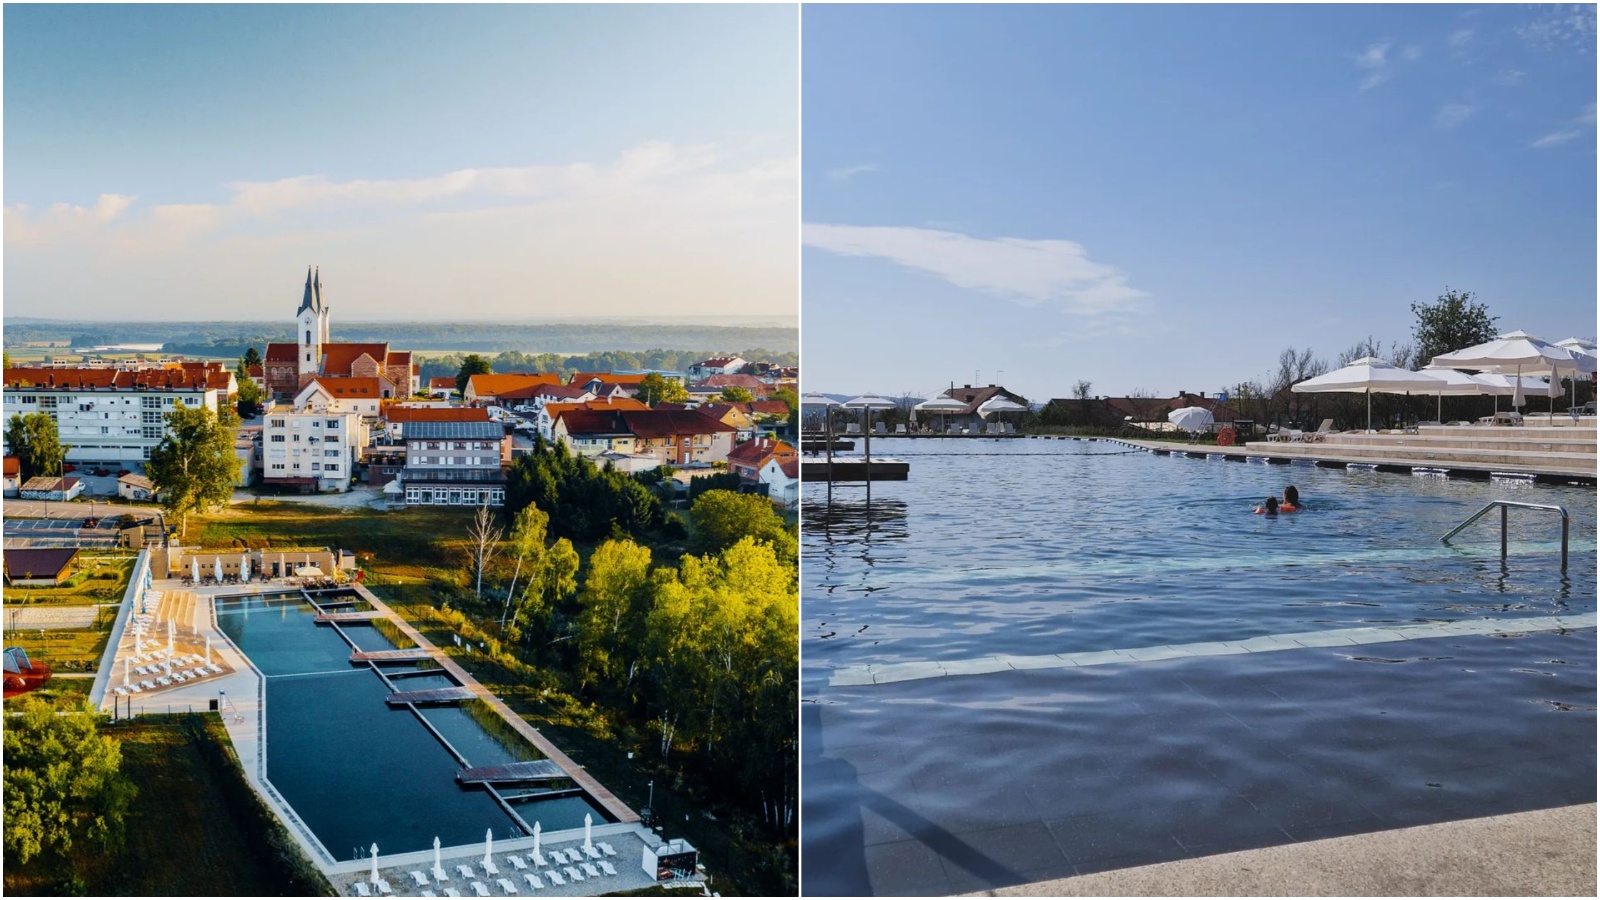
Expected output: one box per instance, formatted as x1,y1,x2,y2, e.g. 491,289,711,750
410,872,430,888
470,882,489,897
598,861,617,877
546,850,564,865
457,865,476,880
564,866,583,882
598,842,616,857
130,684,144,693
422,893,436,898
583,845,600,860
545,871,565,887
173,673,188,683
140,680,156,690
508,856,526,871
114,686,129,696
496,877,517,895
444,889,461,898
377,879,393,896
528,851,546,868
483,859,500,876
352,882,371,897
580,863,600,879
523,873,543,891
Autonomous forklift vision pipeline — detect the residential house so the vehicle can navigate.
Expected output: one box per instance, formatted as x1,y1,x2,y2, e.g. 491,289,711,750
551,408,638,457
400,420,509,507
726,437,797,483
427,377,457,398
464,373,564,407
687,373,770,402
293,377,386,418
567,372,652,398
697,403,757,440
538,397,646,440
20,476,84,501
261,403,365,493
620,410,738,466
687,356,747,381
3,457,18,497
759,457,800,509
931,384,1031,433
3,365,229,465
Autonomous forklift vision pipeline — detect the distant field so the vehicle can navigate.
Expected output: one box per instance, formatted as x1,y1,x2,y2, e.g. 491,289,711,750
1,554,134,606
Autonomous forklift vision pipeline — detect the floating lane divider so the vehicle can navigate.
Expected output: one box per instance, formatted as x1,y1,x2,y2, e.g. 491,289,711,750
827,612,1598,687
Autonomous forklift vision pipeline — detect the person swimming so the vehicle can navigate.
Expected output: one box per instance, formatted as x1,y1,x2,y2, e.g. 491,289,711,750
1281,485,1299,512
1254,496,1279,515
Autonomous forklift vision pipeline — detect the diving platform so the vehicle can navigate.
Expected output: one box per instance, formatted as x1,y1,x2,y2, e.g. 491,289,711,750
457,760,568,785
385,686,476,705
802,456,910,482
350,648,433,663
315,611,382,624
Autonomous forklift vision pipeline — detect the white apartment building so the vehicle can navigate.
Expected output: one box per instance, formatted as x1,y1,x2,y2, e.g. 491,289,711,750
2,367,227,465
261,404,365,492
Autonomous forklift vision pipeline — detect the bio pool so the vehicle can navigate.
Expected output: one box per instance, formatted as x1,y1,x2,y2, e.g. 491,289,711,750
215,592,606,863
800,438,1597,896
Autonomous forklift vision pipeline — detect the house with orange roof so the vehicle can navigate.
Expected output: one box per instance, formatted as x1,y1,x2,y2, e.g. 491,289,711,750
427,376,458,398
538,397,648,440
759,456,800,509
463,372,565,406
726,436,797,483
3,457,20,497
3,366,228,467
293,377,386,418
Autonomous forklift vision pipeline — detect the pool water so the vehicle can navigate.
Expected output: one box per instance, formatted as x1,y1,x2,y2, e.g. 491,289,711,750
215,594,606,861
801,439,1596,896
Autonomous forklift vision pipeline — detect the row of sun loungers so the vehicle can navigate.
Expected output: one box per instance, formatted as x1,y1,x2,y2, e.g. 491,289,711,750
386,845,620,897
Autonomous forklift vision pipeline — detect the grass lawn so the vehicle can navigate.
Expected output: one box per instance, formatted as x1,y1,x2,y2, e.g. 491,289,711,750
1,625,114,675
2,555,134,607
192,502,476,581
2,714,331,896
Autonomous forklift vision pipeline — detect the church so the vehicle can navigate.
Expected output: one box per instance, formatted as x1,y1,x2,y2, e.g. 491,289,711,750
263,268,418,400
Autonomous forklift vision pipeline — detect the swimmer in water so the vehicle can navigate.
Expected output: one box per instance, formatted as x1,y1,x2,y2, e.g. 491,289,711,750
1281,485,1299,512
1254,496,1279,515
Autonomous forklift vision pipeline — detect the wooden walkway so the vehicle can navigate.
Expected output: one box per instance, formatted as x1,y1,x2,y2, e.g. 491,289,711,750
456,760,567,784
385,686,476,705
346,584,641,824
315,612,382,624
349,648,433,663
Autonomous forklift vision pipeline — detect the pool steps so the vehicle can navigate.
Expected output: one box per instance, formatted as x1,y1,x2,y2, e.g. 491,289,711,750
828,611,1598,686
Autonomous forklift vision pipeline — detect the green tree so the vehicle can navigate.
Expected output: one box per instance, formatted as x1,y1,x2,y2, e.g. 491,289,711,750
769,387,799,431
241,346,263,369
720,386,754,404
145,400,242,536
636,373,689,406
1412,288,1499,367
2,696,137,866
513,537,579,648
689,489,796,562
573,538,654,689
234,356,265,416
457,354,493,396
499,504,550,629
5,412,69,482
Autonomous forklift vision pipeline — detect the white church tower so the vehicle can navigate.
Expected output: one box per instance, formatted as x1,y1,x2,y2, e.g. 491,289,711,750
296,266,329,380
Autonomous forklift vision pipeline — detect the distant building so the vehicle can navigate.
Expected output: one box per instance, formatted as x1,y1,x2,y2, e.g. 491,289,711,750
293,377,385,418
383,404,491,443
464,373,564,407
3,457,19,497
400,420,509,507
538,397,646,440
427,376,457,398
2,365,231,465
262,268,418,399
261,404,365,493
552,408,737,465
687,373,770,402
687,356,748,381
568,372,651,399
727,437,797,483
934,384,1030,432
117,473,160,501
759,456,800,509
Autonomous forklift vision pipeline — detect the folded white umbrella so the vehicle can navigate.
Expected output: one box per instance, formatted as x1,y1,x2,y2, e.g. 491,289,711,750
976,396,1028,418
1292,356,1446,431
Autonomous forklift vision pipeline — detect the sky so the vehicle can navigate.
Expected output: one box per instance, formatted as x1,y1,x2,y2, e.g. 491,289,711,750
803,3,1598,400
4,4,798,322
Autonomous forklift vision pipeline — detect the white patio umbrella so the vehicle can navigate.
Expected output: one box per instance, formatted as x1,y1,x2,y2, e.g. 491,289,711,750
976,396,1028,431
532,822,542,860
483,828,493,867
191,557,198,582
915,396,968,433
1292,357,1447,431
241,553,250,584
214,557,222,584
433,836,445,882
1432,330,1597,421
1418,366,1497,422
1554,340,1597,411
370,843,380,886
584,813,594,853
1166,406,1214,433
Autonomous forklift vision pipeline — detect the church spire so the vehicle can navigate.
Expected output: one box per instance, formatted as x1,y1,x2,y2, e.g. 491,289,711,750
314,267,322,310
299,265,316,313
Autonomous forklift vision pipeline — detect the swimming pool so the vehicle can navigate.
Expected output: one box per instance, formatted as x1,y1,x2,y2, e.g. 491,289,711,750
800,438,1596,895
215,592,608,862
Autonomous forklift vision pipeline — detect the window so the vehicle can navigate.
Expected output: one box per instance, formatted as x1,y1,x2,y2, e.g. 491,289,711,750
292,435,301,442
292,463,301,470
142,397,161,410
326,419,340,429
270,419,285,428
305,330,311,343
312,463,321,471
326,464,339,473
271,463,285,471
324,449,339,457
270,435,285,443
142,426,162,439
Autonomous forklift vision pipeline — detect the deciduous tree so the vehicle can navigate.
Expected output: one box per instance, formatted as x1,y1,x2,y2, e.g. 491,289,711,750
636,373,688,406
145,401,241,536
2,697,136,866
5,412,68,482
689,489,795,562
1412,288,1498,367
720,386,754,404
456,354,492,397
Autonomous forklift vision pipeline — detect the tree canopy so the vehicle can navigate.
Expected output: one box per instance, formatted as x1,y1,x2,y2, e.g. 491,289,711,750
1412,288,1498,367
241,346,262,369
145,401,242,535
720,386,755,404
3,697,136,867
636,373,689,406
503,438,662,542
5,412,68,482
689,489,796,563
456,354,493,396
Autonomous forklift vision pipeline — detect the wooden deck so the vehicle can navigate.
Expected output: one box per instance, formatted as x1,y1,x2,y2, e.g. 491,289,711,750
385,686,476,705
346,584,641,824
315,612,382,623
456,759,568,784
349,648,433,663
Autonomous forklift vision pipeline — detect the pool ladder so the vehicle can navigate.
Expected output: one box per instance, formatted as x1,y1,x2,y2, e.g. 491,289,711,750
1441,500,1569,573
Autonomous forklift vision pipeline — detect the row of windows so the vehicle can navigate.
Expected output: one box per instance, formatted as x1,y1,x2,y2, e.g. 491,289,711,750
414,441,496,451
405,487,505,505
408,456,496,466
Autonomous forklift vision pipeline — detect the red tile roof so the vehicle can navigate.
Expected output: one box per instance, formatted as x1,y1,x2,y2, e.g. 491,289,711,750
265,342,298,362
779,458,800,479
620,410,738,439
694,374,767,391
727,437,795,466
555,408,630,436
4,367,226,391
694,357,741,368
319,343,392,376
3,457,19,477
569,372,651,386
468,373,564,396
306,377,382,398
429,377,456,389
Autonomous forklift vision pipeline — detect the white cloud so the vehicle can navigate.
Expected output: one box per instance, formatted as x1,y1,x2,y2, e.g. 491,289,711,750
802,223,1146,316
1493,68,1527,86
1447,29,1473,54
3,193,136,244
1530,103,1597,148
1401,44,1424,62
1516,4,1597,52
826,163,878,183
1354,42,1392,90
1434,104,1475,128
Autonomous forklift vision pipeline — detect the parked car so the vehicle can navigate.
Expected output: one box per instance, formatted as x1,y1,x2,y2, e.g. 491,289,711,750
93,468,110,477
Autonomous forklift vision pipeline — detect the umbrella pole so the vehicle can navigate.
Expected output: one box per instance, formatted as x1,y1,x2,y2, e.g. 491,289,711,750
1366,391,1372,432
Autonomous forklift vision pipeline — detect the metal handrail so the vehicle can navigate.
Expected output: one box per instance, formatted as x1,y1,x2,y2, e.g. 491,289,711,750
1441,500,1569,572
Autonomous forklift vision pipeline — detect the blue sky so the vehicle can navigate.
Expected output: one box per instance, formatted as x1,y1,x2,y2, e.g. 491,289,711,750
5,4,798,321
803,3,1597,400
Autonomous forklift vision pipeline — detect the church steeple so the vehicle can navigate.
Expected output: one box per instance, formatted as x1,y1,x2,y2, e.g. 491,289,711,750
299,266,317,314
313,267,322,310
